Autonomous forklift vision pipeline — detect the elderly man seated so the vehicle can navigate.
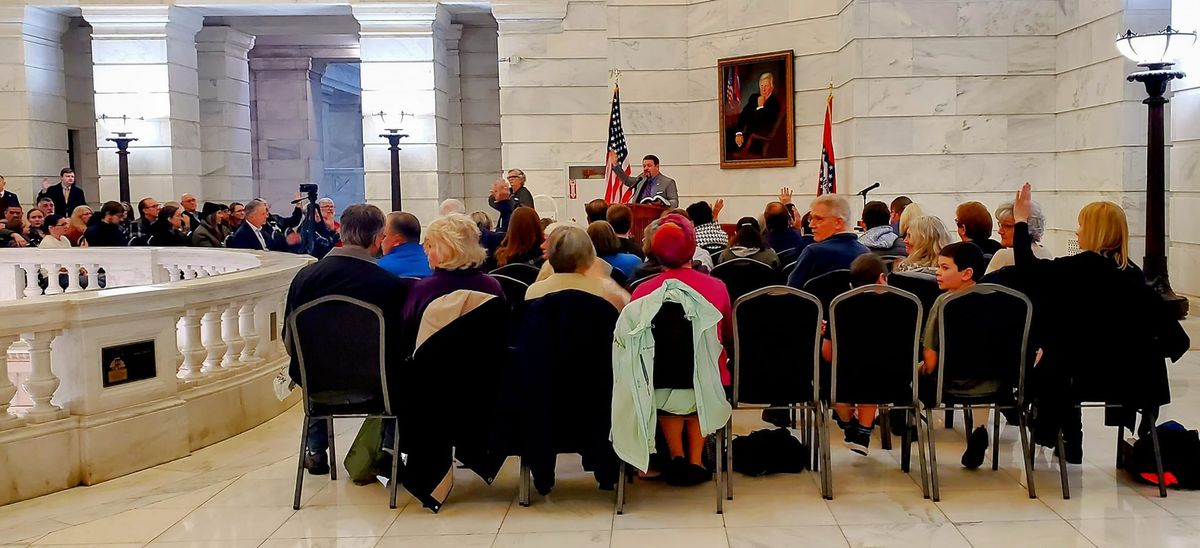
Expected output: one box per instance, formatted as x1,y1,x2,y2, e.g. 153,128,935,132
378,211,432,279
527,225,629,310
786,193,869,289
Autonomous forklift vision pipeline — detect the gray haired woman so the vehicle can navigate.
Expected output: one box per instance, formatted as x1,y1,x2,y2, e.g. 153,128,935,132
986,199,1051,273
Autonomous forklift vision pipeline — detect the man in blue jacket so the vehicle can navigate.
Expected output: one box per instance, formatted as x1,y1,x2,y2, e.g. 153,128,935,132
378,211,432,278
787,194,869,289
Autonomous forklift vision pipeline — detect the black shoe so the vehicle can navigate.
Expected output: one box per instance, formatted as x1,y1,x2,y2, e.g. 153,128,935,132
762,408,791,428
304,450,330,475
961,427,989,469
845,425,872,456
665,457,711,487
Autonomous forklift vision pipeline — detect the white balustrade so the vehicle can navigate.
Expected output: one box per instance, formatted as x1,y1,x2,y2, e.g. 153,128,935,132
20,330,65,423
221,302,245,369
178,310,206,380
0,335,22,430
200,307,228,375
238,299,262,366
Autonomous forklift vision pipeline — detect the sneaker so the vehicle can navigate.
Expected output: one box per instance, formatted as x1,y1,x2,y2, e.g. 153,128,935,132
303,450,330,475
845,425,872,456
961,427,989,469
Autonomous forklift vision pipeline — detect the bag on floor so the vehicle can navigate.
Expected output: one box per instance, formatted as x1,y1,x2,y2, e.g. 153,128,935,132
344,418,384,485
731,427,808,476
1126,421,1200,489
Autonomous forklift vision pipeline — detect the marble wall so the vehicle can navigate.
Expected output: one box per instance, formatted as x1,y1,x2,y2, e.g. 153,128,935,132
1170,0,1200,297
459,22,502,217
62,22,100,204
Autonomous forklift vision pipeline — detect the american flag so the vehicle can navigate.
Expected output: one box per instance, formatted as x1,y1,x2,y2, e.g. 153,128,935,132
725,69,741,113
818,91,836,195
604,85,633,203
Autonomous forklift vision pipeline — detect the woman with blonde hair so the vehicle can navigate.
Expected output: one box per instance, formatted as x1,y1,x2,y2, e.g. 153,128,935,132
67,205,92,246
1010,184,1188,465
897,202,925,238
893,215,950,274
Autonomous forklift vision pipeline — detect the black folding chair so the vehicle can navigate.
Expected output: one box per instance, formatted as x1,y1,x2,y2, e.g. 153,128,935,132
616,301,728,515
730,287,823,500
288,295,401,509
823,286,926,499
780,261,798,283
879,255,904,273
710,258,777,304
610,267,629,289
919,284,1036,501
627,274,657,293
802,268,851,313
776,247,800,266
490,262,540,285
491,274,529,308
888,271,963,429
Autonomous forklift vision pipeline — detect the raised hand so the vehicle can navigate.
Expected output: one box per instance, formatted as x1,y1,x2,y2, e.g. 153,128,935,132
607,150,618,165
712,198,725,221
41,177,50,191
779,187,793,205
1013,183,1032,223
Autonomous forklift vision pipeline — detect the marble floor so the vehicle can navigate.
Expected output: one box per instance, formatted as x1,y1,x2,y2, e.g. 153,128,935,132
2,352,1198,548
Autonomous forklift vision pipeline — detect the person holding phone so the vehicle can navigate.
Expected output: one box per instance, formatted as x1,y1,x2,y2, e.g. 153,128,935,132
489,168,534,231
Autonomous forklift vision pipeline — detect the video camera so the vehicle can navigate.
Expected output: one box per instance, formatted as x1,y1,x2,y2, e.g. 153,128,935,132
299,183,319,203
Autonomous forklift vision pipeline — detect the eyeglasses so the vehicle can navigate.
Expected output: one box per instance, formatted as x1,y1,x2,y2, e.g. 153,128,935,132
506,175,523,180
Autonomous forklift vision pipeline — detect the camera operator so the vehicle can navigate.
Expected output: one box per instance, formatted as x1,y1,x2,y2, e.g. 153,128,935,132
287,184,340,259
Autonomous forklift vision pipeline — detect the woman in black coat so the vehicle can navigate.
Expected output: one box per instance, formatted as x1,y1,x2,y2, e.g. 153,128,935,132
147,205,191,247
1010,184,1188,462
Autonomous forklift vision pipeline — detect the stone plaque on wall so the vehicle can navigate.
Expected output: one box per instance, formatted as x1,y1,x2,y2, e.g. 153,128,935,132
101,340,156,388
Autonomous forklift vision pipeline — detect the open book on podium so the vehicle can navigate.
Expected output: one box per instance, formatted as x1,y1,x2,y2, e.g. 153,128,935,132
629,202,667,244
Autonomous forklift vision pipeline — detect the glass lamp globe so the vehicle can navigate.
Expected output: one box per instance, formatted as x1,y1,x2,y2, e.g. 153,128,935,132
1115,27,1198,67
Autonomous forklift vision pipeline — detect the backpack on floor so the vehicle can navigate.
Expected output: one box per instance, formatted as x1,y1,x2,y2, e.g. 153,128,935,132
731,428,808,476
1125,421,1200,489
344,418,384,485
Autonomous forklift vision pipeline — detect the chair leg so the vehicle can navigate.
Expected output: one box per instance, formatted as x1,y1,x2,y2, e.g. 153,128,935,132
1115,424,1126,470
725,422,733,501
945,407,954,429
789,405,797,430
326,417,337,481
1057,428,1070,499
900,408,912,473
1148,416,1167,498
293,415,309,510
880,405,893,451
519,458,530,507
991,406,1002,471
916,403,931,499
1019,409,1036,499
715,426,724,515
389,420,401,509
964,407,974,434
927,406,941,502
616,462,626,515
819,402,833,500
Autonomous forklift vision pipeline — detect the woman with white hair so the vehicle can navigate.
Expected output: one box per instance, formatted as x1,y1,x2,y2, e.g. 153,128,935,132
986,200,1051,273
527,225,629,310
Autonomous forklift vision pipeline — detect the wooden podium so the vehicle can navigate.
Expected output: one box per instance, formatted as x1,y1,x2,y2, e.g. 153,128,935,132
629,203,667,244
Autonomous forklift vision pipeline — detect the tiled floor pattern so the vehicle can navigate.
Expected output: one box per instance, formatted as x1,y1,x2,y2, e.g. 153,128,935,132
2,352,1198,547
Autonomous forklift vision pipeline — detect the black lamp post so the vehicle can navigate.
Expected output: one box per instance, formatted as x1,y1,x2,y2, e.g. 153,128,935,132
369,111,409,212
1116,27,1196,319
106,131,137,204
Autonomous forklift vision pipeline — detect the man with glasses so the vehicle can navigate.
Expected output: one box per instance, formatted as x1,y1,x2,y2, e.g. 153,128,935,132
488,168,535,231
130,197,161,245
786,193,869,289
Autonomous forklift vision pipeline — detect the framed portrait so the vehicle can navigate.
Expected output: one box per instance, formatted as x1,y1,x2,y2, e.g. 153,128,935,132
718,50,795,169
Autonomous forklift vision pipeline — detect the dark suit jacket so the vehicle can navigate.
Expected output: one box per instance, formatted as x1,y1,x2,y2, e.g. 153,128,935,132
227,222,292,252
37,183,86,216
736,93,782,138
1,191,18,209
614,170,679,208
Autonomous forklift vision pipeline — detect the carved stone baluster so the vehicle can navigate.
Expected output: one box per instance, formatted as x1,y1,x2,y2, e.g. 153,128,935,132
20,331,66,422
83,263,99,290
238,299,262,366
193,265,209,278
178,310,206,380
65,263,83,293
0,335,23,430
43,264,63,295
200,307,227,375
253,299,272,361
220,301,245,369
21,264,41,298
273,296,287,356
182,265,197,280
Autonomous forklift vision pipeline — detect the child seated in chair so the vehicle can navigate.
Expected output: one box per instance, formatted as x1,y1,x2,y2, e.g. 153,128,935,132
919,241,990,469
823,253,888,455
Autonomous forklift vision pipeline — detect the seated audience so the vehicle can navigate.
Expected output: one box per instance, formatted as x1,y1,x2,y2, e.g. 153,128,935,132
0,227,26,247
536,222,614,283
379,211,432,279
471,211,504,259
38,215,72,248
606,203,644,259
494,206,545,268
825,253,889,455
284,204,410,475
715,217,780,269
687,200,728,250
897,201,925,238
955,201,1002,255
628,213,733,484
24,208,46,247
527,225,629,310
889,196,912,234
439,198,466,217
228,198,302,251
228,202,245,230
585,198,609,223
587,221,641,278
317,198,342,249
191,202,230,247
858,200,906,256
180,193,200,229
130,196,160,244
919,242,991,469
764,187,809,254
632,220,665,281
81,201,129,247
986,200,1051,274
787,194,869,289
37,197,55,218
894,216,952,274
147,205,191,246
4,205,22,234
67,205,91,246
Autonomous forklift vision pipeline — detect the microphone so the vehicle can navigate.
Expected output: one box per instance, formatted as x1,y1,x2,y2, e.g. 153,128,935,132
856,181,881,196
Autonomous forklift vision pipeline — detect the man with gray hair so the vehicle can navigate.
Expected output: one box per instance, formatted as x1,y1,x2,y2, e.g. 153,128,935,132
439,198,465,217
284,203,412,476
787,193,869,289
526,225,629,310
227,198,302,251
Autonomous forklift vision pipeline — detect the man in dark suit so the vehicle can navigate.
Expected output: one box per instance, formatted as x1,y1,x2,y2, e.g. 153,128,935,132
284,203,411,475
607,153,679,208
37,169,86,217
0,175,19,209
730,72,782,156
227,198,301,251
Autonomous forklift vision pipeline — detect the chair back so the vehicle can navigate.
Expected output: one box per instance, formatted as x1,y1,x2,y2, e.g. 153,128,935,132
802,268,851,312
711,258,776,303
491,262,540,285
288,295,390,415
934,284,1032,406
732,287,822,406
491,274,529,307
880,255,903,273
652,301,694,390
610,267,629,289
780,260,798,283
887,270,940,327
701,243,726,255
776,247,800,266
829,285,922,406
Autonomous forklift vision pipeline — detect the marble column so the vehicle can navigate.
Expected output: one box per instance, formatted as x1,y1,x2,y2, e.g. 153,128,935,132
353,3,454,221
197,27,255,204
62,22,101,205
1170,1,1200,298
82,6,204,204
248,52,324,210
0,6,70,204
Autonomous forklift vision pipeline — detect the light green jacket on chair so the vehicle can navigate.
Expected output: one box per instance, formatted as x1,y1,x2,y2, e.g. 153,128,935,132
610,278,733,472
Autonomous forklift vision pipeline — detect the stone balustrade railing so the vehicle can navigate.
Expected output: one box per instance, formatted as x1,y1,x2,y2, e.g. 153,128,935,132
0,248,313,505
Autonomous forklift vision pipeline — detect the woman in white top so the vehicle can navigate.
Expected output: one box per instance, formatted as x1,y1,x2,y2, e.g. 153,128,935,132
38,215,72,248
986,200,1052,274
